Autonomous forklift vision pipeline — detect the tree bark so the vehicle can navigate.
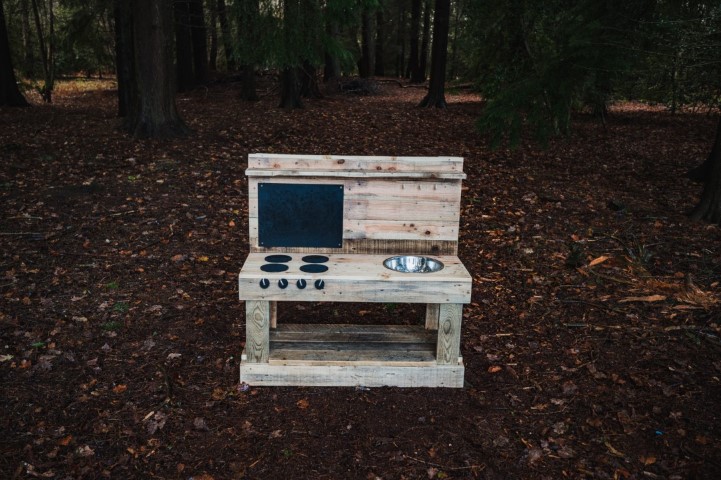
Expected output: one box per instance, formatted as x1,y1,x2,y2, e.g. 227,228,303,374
31,0,52,102
407,0,421,82
189,0,208,84
324,19,340,84
419,0,450,108
174,0,195,92
359,8,373,78
396,3,405,78
130,0,189,138
279,67,302,108
690,117,721,224
114,0,136,119
217,0,235,70
374,8,385,76
21,0,35,77
299,60,322,98
238,0,258,100
419,0,431,82
0,0,29,106
208,0,218,70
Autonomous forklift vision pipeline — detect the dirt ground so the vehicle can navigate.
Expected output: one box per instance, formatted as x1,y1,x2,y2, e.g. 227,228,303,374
1,78,720,479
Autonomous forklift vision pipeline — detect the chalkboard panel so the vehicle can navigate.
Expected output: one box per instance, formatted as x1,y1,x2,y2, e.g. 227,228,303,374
258,183,344,248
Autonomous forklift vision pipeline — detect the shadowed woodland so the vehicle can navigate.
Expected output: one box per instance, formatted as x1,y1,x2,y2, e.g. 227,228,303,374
2,1,721,479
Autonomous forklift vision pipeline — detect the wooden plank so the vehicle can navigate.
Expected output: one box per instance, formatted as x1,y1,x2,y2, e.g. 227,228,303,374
247,169,466,180
425,304,440,330
249,218,457,242
249,238,457,255
240,362,464,387
271,324,436,343
269,350,436,366
248,154,464,174
269,301,277,329
436,304,462,365
244,301,270,363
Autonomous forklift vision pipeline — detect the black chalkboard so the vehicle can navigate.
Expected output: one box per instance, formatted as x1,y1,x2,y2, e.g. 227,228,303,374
258,183,344,248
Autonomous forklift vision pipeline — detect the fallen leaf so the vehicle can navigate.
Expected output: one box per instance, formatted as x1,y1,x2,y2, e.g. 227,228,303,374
58,435,73,446
297,398,310,409
619,295,666,303
639,455,656,465
197,255,209,262
112,384,127,394
488,365,502,373
589,255,609,267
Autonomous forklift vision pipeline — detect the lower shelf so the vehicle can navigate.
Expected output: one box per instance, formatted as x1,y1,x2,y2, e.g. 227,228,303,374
240,324,464,387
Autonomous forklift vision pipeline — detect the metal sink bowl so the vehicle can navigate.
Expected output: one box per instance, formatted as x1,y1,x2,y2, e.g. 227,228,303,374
383,255,444,273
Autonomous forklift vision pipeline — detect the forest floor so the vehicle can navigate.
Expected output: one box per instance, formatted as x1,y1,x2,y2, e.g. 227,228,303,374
1,77,721,480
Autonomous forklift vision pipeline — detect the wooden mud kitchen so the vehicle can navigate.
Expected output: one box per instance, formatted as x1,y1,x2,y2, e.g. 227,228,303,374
238,154,472,387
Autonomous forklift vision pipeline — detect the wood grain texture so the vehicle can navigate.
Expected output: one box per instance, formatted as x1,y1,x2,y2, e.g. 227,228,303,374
436,303,462,365
245,301,270,363
425,304,440,330
240,362,464,387
269,301,277,329
249,238,457,255
248,153,465,176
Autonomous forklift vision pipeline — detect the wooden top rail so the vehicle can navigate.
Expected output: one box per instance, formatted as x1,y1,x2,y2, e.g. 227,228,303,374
247,154,466,179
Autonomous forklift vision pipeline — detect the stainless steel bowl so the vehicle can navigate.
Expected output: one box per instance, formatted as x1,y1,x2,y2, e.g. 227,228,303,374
383,255,444,273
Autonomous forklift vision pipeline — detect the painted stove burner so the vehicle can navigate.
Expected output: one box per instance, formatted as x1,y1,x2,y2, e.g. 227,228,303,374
260,263,289,272
265,254,293,263
299,264,328,273
301,255,329,264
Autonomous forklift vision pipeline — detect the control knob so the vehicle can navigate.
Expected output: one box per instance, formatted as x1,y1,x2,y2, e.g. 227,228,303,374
296,279,307,289
314,279,325,290
278,279,288,289
259,278,270,289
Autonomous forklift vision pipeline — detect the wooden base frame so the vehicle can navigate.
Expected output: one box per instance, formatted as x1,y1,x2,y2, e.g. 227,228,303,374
240,303,465,388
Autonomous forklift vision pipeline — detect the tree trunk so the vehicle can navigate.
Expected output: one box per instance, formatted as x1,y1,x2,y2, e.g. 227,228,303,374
21,0,35,77
0,0,29,106
419,0,431,82
324,19,340,84
374,8,385,76
31,0,52,102
407,0,421,82
174,0,195,92
690,117,721,224
396,3,405,78
238,0,258,100
208,0,218,71
130,0,189,138
279,67,302,108
189,0,208,84
299,60,321,99
114,0,136,119
359,9,373,78
217,0,234,70
419,0,450,108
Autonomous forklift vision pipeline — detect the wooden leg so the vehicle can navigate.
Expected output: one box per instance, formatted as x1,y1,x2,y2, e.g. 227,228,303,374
425,303,439,330
436,304,462,365
270,301,278,329
245,300,270,363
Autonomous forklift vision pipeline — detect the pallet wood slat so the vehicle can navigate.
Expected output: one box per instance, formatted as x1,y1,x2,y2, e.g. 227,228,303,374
240,363,464,387
245,301,270,363
249,238,458,255
436,304,463,365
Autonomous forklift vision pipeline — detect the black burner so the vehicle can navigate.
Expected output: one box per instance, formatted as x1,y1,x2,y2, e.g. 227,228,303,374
265,254,292,263
301,255,329,264
300,264,328,273
260,264,289,272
